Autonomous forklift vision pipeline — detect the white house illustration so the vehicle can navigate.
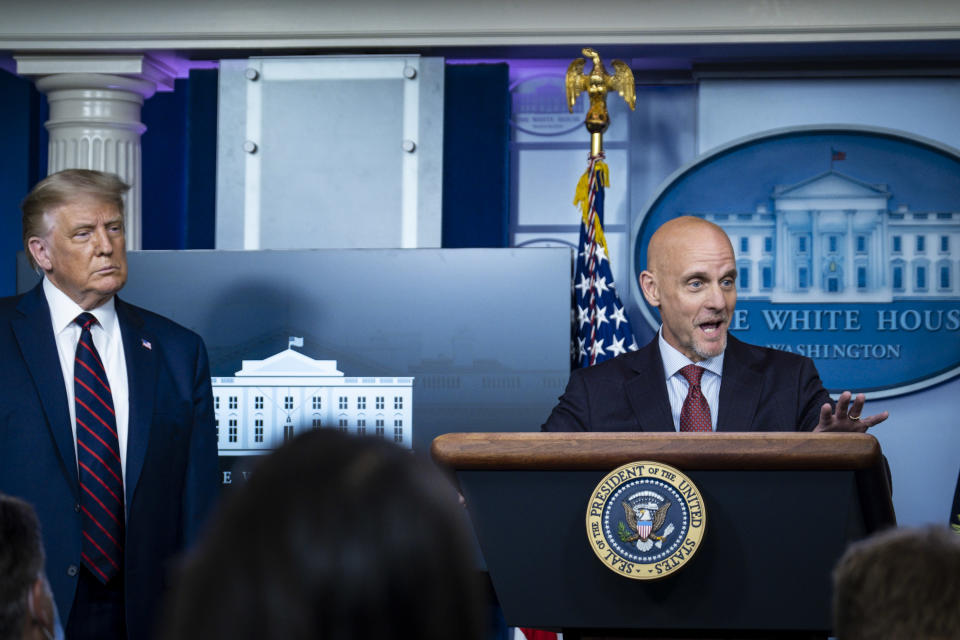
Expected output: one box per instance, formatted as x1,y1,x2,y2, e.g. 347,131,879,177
212,341,413,454
692,170,959,302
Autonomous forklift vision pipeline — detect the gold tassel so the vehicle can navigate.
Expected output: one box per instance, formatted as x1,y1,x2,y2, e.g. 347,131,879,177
573,166,592,215
572,161,611,253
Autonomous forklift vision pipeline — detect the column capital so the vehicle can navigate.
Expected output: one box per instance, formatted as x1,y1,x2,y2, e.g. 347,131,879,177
14,53,180,95
13,53,182,250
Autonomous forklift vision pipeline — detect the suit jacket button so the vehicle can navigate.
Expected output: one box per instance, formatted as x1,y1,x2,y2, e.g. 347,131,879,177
75,503,81,513
67,565,79,577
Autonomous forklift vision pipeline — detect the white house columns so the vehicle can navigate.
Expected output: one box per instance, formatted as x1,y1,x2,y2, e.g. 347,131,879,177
15,55,178,250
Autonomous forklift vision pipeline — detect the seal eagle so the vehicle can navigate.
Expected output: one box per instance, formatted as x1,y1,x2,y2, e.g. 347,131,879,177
621,500,671,543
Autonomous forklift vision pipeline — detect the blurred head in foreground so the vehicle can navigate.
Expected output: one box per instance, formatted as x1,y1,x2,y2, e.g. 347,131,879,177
832,524,960,640
161,429,485,640
0,493,58,640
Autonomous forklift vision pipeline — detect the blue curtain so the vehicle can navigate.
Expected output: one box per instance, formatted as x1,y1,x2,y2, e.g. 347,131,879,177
442,63,511,248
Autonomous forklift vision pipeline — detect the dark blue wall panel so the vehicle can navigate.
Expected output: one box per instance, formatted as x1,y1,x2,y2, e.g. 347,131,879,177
0,70,46,296
442,64,511,248
142,79,188,249
184,69,218,249
141,69,218,250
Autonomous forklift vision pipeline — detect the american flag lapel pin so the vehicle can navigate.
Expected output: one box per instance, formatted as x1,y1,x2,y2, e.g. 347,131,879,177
141,338,152,350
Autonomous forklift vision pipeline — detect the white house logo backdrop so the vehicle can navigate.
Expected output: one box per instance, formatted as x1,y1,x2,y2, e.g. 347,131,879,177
631,128,960,397
211,339,414,456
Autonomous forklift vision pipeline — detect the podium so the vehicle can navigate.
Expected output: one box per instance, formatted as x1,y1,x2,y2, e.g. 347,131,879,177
432,432,895,639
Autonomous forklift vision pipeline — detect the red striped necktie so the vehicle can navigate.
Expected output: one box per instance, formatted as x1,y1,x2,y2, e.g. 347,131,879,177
74,312,124,583
679,364,712,432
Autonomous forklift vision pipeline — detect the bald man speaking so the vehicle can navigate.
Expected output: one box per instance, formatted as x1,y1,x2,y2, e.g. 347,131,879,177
542,216,888,433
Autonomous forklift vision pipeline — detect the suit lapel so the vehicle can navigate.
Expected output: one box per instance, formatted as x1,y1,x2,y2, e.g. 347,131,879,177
716,335,763,431
116,298,157,505
12,285,79,496
623,341,675,432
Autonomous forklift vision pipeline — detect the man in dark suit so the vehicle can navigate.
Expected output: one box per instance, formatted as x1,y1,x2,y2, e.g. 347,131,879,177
543,216,889,432
0,169,219,640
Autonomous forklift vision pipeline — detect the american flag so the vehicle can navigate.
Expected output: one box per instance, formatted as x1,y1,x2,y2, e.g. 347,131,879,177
571,153,638,369
521,152,639,640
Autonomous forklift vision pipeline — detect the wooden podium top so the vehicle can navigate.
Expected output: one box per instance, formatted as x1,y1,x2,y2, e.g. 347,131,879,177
431,431,884,471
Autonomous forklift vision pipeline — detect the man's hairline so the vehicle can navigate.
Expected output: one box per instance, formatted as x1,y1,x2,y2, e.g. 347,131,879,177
34,203,126,239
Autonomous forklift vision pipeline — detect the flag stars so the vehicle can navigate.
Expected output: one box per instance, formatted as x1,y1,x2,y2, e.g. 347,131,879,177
572,160,637,367
590,338,606,358
575,273,592,298
577,304,591,330
593,276,610,296
607,335,627,357
593,305,610,327
610,305,628,330
580,242,608,267
593,243,608,266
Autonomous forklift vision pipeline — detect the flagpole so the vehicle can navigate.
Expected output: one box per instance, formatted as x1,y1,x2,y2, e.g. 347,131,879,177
591,132,603,158
564,48,640,369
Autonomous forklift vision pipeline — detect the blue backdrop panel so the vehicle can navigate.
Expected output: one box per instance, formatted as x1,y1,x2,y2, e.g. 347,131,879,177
19,248,571,453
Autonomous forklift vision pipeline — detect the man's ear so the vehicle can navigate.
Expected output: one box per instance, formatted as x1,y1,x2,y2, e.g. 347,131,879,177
27,237,52,272
639,270,660,308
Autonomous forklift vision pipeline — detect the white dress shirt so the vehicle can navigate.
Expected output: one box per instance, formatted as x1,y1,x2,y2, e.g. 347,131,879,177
657,328,724,431
43,277,129,494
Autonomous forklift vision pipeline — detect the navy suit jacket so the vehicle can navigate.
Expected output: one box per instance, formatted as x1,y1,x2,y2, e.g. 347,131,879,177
0,283,219,640
542,334,832,432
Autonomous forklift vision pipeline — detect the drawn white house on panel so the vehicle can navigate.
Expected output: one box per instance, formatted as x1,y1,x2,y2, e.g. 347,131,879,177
212,338,414,455
693,171,959,302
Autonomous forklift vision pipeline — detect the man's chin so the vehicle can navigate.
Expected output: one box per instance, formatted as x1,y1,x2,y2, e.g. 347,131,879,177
693,334,727,360
95,276,126,297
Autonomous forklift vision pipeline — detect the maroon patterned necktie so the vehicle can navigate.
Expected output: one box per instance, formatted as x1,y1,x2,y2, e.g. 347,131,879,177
678,364,712,432
74,312,124,583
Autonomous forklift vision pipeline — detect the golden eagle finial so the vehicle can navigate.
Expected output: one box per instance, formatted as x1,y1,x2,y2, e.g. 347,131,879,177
565,47,636,155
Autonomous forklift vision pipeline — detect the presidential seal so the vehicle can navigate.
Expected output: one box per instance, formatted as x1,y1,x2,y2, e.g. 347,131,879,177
586,461,706,580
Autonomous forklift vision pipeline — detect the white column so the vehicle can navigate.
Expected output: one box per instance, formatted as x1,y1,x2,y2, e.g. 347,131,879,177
775,213,787,290
15,55,179,250
845,209,854,291
878,211,888,289
811,211,821,293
